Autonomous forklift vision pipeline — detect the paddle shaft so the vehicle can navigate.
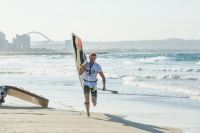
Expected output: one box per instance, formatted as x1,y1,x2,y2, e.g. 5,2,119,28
96,88,118,94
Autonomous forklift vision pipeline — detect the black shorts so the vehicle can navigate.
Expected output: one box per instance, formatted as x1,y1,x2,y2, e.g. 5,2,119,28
84,86,97,98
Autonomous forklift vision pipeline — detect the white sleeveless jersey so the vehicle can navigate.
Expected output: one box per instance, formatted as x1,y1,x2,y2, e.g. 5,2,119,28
82,62,102,87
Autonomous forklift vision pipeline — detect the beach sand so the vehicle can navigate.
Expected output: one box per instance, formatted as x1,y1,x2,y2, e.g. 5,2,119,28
0,106,181,133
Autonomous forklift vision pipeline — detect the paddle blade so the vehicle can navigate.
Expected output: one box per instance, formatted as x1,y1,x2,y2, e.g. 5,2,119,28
111,91,118,94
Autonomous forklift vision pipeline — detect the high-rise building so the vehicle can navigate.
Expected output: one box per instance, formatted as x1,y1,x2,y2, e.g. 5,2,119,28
0,31,10,50
0,31,5,40
13,34,31,49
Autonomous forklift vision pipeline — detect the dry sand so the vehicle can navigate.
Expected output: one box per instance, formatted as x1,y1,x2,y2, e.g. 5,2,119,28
0,106,181,133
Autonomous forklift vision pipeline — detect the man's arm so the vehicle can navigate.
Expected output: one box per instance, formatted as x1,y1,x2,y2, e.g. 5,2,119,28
99,71,106,90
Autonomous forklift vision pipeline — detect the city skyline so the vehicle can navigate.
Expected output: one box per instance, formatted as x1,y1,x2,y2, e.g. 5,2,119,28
0,31,30,50
1,30,200,52
0,0,200,41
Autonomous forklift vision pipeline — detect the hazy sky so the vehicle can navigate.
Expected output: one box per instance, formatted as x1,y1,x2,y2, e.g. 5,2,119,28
0,0,200,41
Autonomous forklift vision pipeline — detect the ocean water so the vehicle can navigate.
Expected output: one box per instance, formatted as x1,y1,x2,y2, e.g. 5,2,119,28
0,49,200,132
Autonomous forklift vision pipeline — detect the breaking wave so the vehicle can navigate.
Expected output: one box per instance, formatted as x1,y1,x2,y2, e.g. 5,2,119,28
121,75,200,100
135,56,168,63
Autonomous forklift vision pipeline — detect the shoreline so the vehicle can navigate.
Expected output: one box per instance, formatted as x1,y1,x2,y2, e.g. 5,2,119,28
0,105,181,133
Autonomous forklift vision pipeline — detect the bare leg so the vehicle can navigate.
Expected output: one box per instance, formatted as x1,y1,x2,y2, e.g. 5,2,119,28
0,96,5,104
91,96,97,106
84,93,90,117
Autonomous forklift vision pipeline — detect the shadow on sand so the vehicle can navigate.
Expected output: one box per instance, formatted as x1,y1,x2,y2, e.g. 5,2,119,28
0,105,54,115
92,114,169,133
0,105,52,110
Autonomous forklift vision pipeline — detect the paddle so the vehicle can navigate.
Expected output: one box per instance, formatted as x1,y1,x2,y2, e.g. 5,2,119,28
96,88,118,94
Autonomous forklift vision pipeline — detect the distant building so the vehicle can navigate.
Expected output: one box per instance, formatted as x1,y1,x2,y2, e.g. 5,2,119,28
0,31,5,40
0,31,10,50
64,40,71,49
13,34,31,49
0,31,6,49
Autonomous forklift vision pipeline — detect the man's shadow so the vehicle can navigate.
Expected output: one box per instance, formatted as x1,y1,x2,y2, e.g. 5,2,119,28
92,114,173,133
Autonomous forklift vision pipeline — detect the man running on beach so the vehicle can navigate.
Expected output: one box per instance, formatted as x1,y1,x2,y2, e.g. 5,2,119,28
79,53,106,117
